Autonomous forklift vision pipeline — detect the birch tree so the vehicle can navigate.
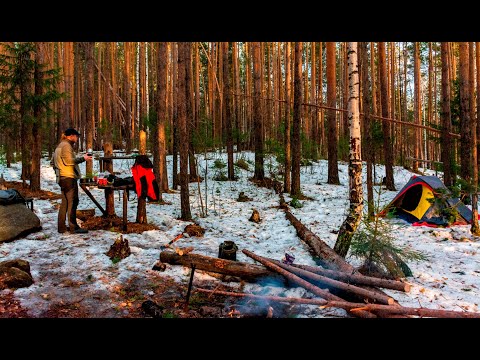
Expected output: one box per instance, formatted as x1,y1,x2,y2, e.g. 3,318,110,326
334,42,363,258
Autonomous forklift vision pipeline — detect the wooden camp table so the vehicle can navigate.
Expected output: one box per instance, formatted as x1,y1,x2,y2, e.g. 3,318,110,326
79,183,135,231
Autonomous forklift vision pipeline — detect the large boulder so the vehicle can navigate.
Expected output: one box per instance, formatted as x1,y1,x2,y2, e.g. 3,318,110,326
0,259,34,290
0,203,42,243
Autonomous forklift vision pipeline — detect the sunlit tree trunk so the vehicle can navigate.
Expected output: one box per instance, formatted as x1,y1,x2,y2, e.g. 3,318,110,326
334,42,363,258
155,42,168,197
172,43,179,189
473,42,480,235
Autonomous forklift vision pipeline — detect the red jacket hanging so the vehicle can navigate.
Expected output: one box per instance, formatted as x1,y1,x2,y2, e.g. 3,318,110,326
131,162,160,201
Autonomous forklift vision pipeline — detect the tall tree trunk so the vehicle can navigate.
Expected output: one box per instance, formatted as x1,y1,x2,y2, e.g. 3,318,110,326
186,43,197,179
440,42,453,187
334,42,363,258
311,42,318,159
471,42,480,235
63,42,73,138
124,42,132,153
253,42,265,180
20,45,32,185
473,42,480,235
223,42,234,180
172,43,179,189
360,42,374,219
413,42,422,172
284,42,291,193
291,42,303,197
326,42,339,184
318,42,325,157
427,43,433,166
30,42,44,192
477,42,480,173
390,43,396,160
84,42,95,178
178,42,192,221
459,42,471,183
103,142,115,216
379,42,395,190
155,42,168,198
233,42,242,152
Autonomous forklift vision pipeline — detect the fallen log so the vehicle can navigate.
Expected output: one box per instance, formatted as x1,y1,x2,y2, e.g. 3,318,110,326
263,256,410,292
196,288,480,318
284,208,355,273
263,256,395,305
242,249,376,318
284,207,401,304
159,251,283,283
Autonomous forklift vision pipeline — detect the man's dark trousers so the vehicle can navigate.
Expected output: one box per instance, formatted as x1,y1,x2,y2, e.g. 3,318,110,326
58,177,79,232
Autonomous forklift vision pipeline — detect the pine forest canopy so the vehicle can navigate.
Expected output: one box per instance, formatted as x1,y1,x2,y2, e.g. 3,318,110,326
0,42,477,199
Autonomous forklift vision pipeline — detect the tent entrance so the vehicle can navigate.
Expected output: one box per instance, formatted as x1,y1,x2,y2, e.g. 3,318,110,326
397,184,434,220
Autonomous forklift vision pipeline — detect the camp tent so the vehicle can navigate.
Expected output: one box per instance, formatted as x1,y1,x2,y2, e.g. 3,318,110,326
379,175,472,226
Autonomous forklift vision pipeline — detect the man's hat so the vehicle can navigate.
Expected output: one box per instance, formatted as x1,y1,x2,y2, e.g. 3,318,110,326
64,128,80,136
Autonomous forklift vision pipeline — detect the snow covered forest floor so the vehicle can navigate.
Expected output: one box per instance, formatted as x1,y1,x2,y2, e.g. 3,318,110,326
1,151,479,318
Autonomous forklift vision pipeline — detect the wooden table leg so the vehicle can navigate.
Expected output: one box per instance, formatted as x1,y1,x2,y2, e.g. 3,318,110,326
123,189,128,231
80,183,107,216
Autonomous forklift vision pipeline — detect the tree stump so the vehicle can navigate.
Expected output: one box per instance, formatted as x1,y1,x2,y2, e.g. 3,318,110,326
249,209,261,223
237,192,253,202
105,235,131,261
76,208,95,221
184,224,205,237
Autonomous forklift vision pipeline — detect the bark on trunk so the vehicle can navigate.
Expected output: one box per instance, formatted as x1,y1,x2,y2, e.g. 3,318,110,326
334,42,363,258
284,208,355,273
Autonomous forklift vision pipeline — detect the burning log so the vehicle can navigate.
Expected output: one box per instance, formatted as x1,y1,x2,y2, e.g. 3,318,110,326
264,256,410,292
159,251,284,283
264,256,395,305
242,249,377,318
196,288,480,318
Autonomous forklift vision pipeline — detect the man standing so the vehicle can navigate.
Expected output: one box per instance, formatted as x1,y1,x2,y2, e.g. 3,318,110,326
51,128,93,234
